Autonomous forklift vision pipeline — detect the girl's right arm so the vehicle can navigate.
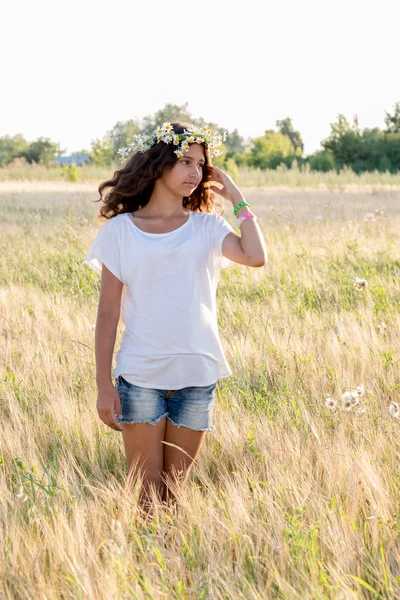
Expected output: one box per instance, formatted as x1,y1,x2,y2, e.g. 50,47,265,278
95,264,123,431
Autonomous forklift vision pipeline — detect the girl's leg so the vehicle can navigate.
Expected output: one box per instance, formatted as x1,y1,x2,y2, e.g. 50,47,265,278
162,420,207,506
121,418,167,517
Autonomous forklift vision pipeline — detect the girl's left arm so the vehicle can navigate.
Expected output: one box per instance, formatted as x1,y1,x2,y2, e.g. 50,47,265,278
208,166,267,267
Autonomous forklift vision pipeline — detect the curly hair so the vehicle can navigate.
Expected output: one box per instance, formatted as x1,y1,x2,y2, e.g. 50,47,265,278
92,121,226,222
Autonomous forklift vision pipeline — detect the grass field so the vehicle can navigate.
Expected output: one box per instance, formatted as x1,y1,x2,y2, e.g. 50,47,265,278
1,161,400,190
1,182,400,598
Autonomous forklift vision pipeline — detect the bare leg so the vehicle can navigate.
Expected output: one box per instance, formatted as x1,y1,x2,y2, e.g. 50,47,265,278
162,420,207,509
121,418,167,519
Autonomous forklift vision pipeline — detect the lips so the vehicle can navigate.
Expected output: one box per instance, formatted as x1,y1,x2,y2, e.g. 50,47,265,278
184,182,196,187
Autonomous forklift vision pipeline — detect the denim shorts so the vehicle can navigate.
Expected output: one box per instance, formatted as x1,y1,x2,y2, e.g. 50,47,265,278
114,376,218,432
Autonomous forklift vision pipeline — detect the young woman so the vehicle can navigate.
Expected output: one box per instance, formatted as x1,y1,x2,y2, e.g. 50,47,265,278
84,122,267,517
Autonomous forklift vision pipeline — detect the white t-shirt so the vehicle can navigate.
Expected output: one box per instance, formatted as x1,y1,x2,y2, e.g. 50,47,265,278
83,209,236,389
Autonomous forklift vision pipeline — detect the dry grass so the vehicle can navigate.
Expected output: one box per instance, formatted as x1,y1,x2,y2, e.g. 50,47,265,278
1,161,400,190
1,184,400,598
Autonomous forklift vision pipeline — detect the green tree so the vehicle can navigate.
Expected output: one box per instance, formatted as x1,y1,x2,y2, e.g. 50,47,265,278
90,103,243,167
89,119,140,166
141,102,194,134
141,102,239,164
321,114,361,170
384,102,400,133
90,136,115,167
276,117,304,153
307,149,336,172
380,133,400,172
0,134,29,166
248,130,295,169
22,137,59,165
108,119,141,154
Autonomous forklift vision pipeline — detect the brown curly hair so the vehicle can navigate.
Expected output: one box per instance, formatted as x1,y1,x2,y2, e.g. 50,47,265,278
92,121,226,222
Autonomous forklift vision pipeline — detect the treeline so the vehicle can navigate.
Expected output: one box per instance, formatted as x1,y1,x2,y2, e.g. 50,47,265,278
1,102,399,174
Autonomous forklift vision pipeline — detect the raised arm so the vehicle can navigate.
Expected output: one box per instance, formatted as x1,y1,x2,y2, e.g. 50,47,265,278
208,167,267,267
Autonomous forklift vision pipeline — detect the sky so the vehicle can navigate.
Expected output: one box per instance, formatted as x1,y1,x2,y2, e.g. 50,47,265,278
2,0,399,157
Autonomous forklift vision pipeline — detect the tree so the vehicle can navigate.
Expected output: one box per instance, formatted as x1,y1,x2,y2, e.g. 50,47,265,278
89,119,140,166
321,114,361,170
21,137,59,165
90,136,115,167
108,119,141,154
248,130,295,169
307,149,336,172
89,103,243,167
141,102,237,157
276,117,304,153
141,102,194,134
384,102,400,133
0,134,29,166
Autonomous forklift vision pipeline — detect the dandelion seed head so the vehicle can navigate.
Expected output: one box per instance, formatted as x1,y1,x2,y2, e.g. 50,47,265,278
389,402,400,418
355,278,368,291
377,321,387,334
350,383,365,399
341,391,353,410
325,395,336,409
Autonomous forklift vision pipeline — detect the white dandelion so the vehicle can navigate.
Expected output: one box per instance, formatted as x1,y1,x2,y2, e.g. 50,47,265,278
341,391,353,411
377,321,388,334
388,402,400,419
355,278,368,291
325,395,337,409
350,383,365,399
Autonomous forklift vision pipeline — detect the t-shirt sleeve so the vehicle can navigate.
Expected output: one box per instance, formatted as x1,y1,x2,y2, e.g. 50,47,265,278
212,213,236,270
83,218,123,283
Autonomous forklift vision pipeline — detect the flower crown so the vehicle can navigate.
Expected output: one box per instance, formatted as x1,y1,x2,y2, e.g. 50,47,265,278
117,122,227,164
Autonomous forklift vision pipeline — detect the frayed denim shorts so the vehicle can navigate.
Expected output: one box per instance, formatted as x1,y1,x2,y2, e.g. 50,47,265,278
114,376,218,432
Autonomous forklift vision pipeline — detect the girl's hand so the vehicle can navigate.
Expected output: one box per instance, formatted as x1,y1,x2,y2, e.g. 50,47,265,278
207,166,243,203
97,383,123,432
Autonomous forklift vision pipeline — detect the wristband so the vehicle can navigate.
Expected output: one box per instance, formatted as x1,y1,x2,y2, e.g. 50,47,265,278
237,211,256,228
233,200,250,216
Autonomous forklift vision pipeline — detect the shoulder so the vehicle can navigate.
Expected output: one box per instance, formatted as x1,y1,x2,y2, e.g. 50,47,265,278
191,210,220,232
191,210,225,223
98,213,128,231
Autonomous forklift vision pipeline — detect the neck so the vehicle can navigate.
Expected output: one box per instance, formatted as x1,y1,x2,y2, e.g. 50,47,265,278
142,180,187,217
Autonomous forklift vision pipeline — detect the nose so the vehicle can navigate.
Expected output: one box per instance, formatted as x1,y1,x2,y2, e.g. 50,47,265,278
189,166,201,180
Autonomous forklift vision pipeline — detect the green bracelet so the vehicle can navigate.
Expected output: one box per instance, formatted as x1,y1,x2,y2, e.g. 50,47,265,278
233,200,250,216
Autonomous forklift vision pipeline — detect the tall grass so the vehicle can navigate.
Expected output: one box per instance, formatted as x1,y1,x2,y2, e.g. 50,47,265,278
1,161,400,188
1,186,400,598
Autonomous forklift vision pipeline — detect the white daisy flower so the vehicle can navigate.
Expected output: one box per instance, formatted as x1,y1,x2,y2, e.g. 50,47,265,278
117,122,225,163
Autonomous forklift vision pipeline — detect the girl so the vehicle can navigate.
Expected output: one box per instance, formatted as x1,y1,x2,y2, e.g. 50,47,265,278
84,122,267,517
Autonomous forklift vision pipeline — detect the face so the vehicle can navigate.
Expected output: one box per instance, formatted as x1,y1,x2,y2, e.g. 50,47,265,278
161,143,205,196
